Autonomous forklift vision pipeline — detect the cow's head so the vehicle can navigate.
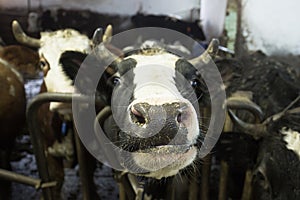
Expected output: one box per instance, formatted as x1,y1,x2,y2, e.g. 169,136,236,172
12,20,91,112
13,21,220,178
0,45,45,79
61,26,219,179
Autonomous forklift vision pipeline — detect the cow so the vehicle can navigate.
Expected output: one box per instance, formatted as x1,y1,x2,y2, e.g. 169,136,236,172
215,52,300,199
52,27,223,199
59,24,222,179
0,45,43,198
12,20,91,112
12,20,101,199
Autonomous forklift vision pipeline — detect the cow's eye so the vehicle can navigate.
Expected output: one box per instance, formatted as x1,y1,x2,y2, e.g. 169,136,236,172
190,79,199,87
112,76,121,86
40,60,47,69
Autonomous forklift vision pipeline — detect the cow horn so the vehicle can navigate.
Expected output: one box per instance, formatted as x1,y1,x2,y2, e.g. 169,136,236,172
189,38,219,66
228,110,267,139
92,25,121,64
102,24,112,43
92,27,103,47
226,98,264,122
12,20,41,48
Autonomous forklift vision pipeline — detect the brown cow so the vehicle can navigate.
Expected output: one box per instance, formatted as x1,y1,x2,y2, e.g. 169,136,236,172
0,45,43,198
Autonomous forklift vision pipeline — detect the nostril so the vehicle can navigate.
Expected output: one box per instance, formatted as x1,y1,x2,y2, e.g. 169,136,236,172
131,106,146,125
176,113,183,123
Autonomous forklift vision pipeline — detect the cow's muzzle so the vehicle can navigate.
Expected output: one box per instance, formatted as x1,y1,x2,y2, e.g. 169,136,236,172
117,102,195,152
130,102,185,127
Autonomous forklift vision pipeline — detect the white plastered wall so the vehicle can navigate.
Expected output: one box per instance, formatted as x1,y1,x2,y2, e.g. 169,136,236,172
0,0,200,19
242,0,300,55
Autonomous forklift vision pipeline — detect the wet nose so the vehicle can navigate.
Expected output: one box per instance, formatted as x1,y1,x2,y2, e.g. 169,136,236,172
121,102,192,151
130,102,188,126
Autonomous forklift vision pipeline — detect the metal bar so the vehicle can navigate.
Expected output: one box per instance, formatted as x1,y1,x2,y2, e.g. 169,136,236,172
95,106,112,126
189,167,199,200
114,172,136,200
127,174,144,200
241,170,253,200
41,181,57,189
234,0,246,58
200,154,211,200
26,92,105,200
223,107,234,132
74,128,92,200
218,160,229,200
0,168,41,188
200,107,211,200
0,168,57,189
118,181,127,200
218,46,235,55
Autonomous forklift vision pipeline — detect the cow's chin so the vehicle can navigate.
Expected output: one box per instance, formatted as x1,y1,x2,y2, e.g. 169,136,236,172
131,145,197,179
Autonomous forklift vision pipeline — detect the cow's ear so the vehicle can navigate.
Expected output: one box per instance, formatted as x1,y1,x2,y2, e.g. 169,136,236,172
59,50,98,95
59,50,115,105
59,51,87,81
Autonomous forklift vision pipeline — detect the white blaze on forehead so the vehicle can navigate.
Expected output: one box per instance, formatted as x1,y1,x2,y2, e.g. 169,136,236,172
129,53,182,104
281,128,300,158
127,53,200,143
38,29,91,111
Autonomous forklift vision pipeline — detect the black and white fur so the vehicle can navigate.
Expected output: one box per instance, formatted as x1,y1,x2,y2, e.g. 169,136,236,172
60,40,212,179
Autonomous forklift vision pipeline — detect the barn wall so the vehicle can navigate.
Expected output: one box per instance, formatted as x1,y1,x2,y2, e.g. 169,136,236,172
0,0,200,19
242,0,300,55
200,0,228,41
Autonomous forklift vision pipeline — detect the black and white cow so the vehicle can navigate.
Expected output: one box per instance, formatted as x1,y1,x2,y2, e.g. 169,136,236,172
217,53,300,199
59,25,221,180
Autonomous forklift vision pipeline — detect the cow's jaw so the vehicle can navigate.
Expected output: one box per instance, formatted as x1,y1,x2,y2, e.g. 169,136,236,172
132,145,197,179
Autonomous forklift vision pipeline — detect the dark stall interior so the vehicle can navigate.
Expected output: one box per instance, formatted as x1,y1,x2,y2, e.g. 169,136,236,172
0,0,299,200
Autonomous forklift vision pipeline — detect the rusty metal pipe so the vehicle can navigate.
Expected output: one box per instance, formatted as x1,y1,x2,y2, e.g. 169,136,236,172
74,128,92,200
0,168,56,189
0,168,41,188
27,92,105,200
94,106,112,127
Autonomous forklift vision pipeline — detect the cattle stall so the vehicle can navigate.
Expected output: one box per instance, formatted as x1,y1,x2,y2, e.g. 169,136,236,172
0,1,300,200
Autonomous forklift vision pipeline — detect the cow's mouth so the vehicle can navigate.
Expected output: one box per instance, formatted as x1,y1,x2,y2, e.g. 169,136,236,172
134,144,192,154
127,144,197,179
